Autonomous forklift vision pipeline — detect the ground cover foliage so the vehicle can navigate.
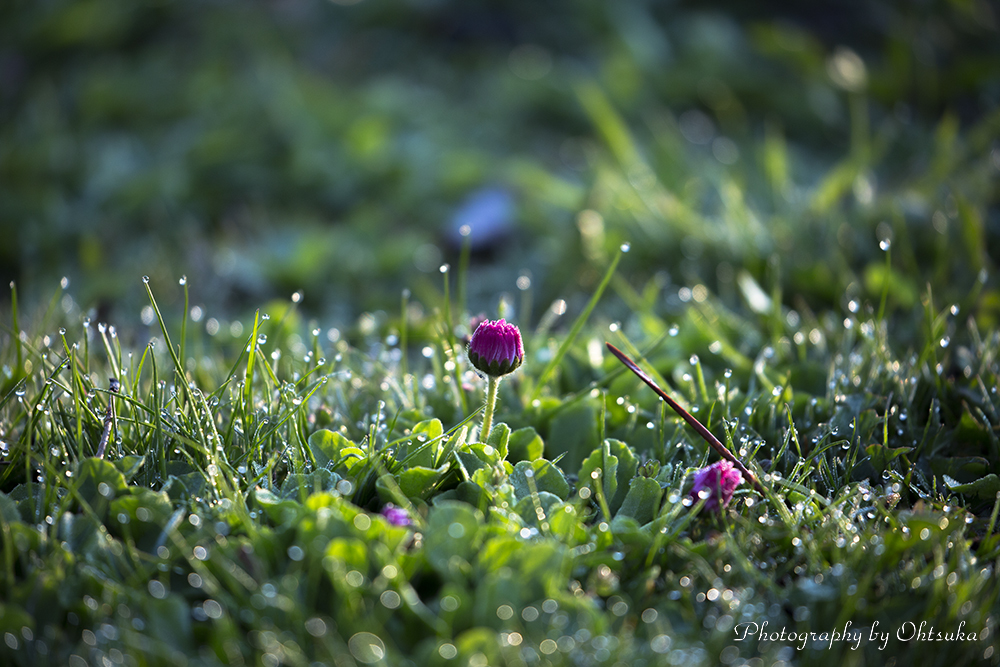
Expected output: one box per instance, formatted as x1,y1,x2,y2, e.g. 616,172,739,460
2,1,1000,666
2,257,1000,666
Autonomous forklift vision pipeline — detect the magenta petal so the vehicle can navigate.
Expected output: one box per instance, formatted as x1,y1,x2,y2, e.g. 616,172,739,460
468,318,524,377
689,460,743,512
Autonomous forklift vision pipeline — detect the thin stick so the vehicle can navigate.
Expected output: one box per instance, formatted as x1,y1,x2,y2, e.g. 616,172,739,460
605,343,765,494
96,378,120,459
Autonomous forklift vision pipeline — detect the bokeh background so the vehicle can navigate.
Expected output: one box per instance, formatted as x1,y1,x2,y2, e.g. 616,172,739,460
2,0,999,332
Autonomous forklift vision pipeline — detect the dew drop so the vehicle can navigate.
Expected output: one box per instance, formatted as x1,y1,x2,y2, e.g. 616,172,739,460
879,239,891,251
179,275,187,286
142,276,150,284
620,243,631,253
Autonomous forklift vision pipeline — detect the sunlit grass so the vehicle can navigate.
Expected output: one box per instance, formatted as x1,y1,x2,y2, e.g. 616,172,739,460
2,252,999,666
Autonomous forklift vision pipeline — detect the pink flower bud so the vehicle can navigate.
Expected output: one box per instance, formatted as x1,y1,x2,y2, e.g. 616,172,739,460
467,318,524,377
689,460,743,512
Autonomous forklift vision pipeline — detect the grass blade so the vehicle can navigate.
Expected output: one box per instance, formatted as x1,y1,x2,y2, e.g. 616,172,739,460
531,245,624,400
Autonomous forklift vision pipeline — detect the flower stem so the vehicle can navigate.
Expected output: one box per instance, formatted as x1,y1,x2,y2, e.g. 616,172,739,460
481,375,500,442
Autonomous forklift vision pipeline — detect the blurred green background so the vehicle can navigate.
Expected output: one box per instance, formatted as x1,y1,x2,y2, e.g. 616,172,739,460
2,0,999,330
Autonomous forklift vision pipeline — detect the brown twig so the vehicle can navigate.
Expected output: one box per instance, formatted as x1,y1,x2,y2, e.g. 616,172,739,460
96,378,120,459
605,342,765,495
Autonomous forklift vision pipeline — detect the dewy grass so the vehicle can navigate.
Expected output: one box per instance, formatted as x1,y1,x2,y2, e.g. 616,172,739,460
2,270,1000,667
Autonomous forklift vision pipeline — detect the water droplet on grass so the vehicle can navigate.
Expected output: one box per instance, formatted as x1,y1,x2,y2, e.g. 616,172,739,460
142,276,149,284
620,243,631,253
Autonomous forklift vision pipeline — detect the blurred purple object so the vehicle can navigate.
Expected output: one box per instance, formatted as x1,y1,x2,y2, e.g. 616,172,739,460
446,187,515,252
381,504,411,527
689,460,743,512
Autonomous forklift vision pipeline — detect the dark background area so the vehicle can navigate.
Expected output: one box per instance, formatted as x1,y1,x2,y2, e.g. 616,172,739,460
1,0,998,331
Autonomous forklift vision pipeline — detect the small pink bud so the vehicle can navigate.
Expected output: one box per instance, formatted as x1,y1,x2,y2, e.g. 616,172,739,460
467,319,524,377
689,460,743,512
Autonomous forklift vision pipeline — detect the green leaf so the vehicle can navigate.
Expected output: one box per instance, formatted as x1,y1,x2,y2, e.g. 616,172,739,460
865,444,912,475
397,464,450,500
944,474,1000,500
510,460,570,501
425,501,482,578
0,603,34,635
325,537,368,572
548,502,587,544
280,468,340,499
110,488,174,551
161,472,205,502
514,491,564,525
507,426,544,462
254,487,303,524
927,456,990,483
547,400,600,473
142,594,193,652
615,477,663,525
307,429,356,469
74,457,128,513
606,439,638,513
113,454,146,482
477,536,521,573
486,422,510,460
0,490,21,524
579,443,618,507
454,450,484,484
408,418,445,467
57,512,102,556
453,481,487,509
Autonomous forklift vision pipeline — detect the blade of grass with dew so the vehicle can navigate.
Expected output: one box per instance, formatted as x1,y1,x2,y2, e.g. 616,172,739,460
244,309,261,422
530,245,625,401
10,281,22,380
143,279,188,407
179,276,189,371
440,264,468,416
